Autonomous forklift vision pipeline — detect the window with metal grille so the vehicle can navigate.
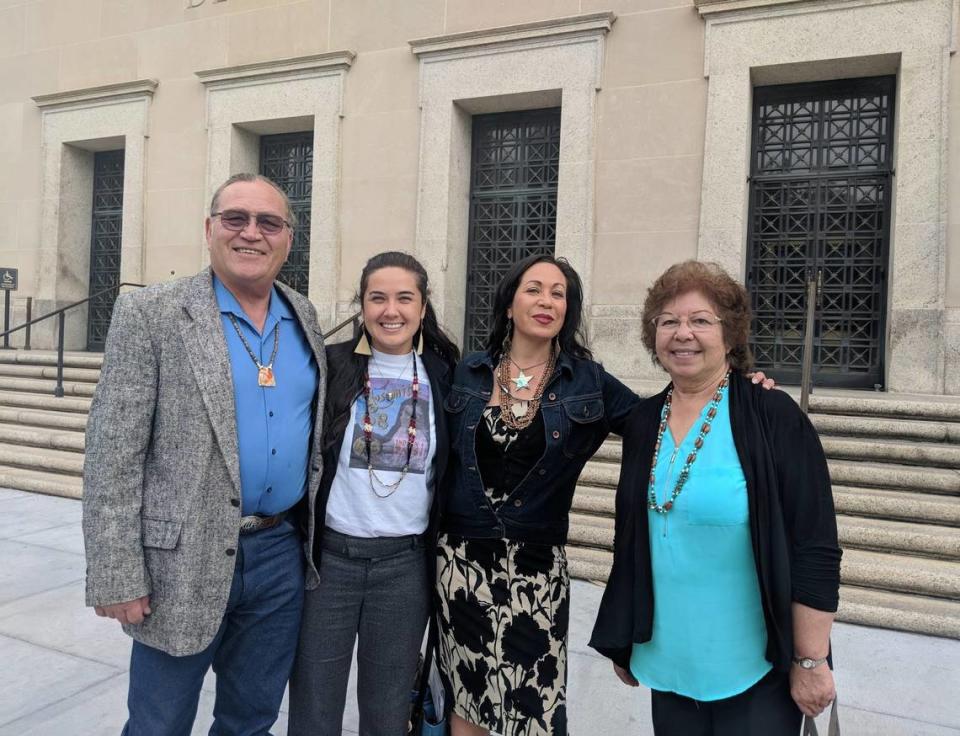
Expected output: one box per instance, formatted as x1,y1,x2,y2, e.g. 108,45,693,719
463,108,561,353
746,76,894,388
259,131,313,296
87,149,124,351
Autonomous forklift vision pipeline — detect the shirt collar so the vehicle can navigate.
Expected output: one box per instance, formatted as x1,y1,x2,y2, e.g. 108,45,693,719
212,275,293,333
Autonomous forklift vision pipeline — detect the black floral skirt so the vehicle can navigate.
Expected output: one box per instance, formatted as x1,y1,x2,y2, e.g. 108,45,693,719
436,533,570,735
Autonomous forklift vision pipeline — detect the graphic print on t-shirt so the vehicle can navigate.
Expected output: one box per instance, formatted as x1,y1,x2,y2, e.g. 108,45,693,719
349,377,432,474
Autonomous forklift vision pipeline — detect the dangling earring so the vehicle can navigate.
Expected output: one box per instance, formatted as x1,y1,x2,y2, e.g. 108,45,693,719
415,325,425,355
354,327,373,356
501,317,513,357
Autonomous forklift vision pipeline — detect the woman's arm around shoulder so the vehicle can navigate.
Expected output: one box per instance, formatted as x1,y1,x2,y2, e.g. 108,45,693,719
598,364,643,436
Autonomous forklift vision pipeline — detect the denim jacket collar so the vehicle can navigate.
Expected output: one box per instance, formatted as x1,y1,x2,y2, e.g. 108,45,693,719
464,348,575,377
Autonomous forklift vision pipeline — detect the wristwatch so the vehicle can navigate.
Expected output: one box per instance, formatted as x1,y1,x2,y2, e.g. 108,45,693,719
792,655,828,669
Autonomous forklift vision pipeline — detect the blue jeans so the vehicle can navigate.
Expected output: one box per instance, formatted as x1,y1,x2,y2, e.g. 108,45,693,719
123,519,304,736
287,528,430,736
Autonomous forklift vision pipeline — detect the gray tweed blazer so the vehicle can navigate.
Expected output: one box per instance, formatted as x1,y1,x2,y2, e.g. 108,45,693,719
82,268,326,656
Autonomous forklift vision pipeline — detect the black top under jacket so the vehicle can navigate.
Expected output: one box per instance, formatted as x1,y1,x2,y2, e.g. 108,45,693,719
589,372,842,674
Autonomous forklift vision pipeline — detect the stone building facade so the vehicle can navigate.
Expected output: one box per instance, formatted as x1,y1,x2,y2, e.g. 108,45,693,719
0,0,956,394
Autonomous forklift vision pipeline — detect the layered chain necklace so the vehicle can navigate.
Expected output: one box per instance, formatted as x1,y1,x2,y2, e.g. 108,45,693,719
496,346,557,430
226,314,279,387
647,373,729,514
362,353,419,497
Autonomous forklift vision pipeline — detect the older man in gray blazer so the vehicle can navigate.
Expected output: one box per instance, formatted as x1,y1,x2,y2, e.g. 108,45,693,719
82,173,326,735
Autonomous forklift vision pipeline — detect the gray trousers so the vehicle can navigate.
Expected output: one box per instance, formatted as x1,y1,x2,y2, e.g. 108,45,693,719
288,528,430,736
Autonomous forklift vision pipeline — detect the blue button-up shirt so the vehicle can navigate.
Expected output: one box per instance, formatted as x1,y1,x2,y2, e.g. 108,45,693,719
214,276,318,516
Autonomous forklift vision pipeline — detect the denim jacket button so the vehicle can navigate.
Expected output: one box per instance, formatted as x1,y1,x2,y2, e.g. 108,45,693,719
514,499,523,507
552,430,560,439
538,468,546,476
548,393,557,401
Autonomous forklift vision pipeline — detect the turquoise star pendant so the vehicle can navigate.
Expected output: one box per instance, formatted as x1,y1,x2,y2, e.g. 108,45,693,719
511,370,532,390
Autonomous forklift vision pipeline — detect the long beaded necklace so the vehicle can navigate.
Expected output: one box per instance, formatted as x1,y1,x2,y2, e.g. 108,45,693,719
496,346,557,430
362,353,418,498
647,373,729,514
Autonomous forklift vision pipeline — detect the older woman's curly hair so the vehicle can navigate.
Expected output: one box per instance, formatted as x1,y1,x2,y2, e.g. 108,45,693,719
641,260,754,372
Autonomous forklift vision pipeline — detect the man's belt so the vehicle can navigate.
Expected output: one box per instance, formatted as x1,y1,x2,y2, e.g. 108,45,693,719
238,512,287,535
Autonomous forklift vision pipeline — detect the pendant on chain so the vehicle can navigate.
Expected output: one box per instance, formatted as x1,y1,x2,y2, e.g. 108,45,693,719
258,366,276,387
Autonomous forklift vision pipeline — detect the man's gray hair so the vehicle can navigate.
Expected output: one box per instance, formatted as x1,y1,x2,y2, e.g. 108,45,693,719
209,173,298,229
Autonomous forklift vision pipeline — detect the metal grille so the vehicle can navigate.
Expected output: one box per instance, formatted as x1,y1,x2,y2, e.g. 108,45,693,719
260,132,313,295
87,149,125,351
464,109,561,352
747,77,894,388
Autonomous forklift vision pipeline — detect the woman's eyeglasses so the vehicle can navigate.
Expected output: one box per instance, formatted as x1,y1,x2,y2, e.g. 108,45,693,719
651,312,723,332
212,209,291,236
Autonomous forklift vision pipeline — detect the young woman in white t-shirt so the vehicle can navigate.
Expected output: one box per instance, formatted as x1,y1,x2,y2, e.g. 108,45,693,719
288,251,459,735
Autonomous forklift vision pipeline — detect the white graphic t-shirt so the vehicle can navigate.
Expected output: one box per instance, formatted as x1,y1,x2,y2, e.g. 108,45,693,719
325,348,436,537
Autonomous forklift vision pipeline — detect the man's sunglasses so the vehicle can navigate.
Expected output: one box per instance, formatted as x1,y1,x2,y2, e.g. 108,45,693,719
212,209,291,236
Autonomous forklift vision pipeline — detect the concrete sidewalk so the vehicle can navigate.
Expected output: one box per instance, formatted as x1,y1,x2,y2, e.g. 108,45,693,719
1,488,958,735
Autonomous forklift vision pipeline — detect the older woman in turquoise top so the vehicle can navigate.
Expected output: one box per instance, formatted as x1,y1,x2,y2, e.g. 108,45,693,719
590,260,842,736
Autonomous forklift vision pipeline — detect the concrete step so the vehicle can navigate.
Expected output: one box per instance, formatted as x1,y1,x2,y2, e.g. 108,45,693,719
811,413,960,444
841,549,960,599
833,486,960,527
0,442,84,476
0,363,101,383
827,460,960,495
566,546,960,638
0,464,81,499
567,511,960,561
838,516,960,560
0,389,92,414
0,405,89,432
821,436,960,469
0,349,104,369
572,482,960,528
0,376,96,398
807,394,960,422
0,422,85,453
837,586,960,639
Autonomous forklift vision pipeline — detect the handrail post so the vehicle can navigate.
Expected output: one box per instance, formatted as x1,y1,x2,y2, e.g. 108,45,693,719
2,290,9,349
24,297,31,350
54,312,65,398
799,278,818,414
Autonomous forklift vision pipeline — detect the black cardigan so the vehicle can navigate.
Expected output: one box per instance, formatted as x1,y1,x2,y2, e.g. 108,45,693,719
589,372,841,673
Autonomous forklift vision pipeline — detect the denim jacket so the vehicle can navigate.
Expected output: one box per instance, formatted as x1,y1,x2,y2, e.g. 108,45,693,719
441,350,640,545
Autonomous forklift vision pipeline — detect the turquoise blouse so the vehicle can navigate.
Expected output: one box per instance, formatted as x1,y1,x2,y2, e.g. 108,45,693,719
630,386,771,701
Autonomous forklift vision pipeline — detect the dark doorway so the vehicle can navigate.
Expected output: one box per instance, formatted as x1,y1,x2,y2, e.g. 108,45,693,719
86,149,124,352
260,131,313,296
463,108,561,353
747,76,895,388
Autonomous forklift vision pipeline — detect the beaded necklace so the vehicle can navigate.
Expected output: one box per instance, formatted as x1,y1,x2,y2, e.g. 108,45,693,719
647,373,729,514
362,352,419,497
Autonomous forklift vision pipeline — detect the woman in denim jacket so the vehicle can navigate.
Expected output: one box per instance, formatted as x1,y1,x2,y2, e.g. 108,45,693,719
435,253,639,736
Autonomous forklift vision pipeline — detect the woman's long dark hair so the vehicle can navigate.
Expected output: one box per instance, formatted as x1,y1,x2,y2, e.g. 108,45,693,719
356,251,460,369
485,253,592,361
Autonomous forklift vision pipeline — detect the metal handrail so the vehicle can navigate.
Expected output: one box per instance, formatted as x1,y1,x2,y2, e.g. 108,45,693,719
0,282,145,397
799,273,822,414
322,311,361,341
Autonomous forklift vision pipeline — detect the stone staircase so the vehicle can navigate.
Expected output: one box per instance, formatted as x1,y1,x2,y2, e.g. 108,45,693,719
0,350,99,499
2,349,959,639
568,391,960,640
